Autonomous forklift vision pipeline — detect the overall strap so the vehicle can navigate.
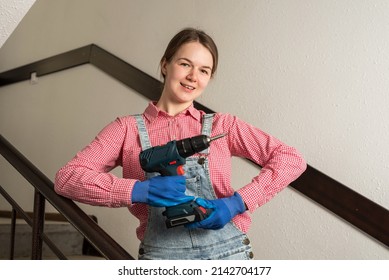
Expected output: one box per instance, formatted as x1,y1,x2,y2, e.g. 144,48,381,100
134,113,215,152
201,113,215,154
133,114,152,151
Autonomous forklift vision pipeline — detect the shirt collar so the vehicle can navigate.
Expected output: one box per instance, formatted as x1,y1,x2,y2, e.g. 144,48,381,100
143,101,202,122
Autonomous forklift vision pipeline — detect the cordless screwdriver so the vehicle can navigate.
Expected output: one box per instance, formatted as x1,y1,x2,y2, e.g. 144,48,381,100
139,133,226,228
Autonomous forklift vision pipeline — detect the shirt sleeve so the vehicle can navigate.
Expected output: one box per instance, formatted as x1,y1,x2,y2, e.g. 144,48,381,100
54,117,137,207
224,114,307,213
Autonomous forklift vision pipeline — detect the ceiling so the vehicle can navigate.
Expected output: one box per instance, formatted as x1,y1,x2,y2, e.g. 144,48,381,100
0,0,36,49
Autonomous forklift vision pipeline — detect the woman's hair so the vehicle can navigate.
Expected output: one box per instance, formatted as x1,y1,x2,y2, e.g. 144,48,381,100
160,28,218,80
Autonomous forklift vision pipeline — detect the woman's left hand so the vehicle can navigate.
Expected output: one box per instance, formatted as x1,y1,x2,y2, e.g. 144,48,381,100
185,192,246,230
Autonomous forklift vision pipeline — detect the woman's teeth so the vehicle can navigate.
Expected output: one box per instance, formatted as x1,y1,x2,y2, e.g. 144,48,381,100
181,83,195,90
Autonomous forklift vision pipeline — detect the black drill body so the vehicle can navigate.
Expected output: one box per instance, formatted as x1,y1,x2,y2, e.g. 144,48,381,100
139,134,226,228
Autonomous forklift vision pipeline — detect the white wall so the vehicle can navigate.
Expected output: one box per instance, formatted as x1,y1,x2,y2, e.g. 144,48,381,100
0,0,388,259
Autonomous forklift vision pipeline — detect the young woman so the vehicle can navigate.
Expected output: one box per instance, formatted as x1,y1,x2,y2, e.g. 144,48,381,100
55,28,307,260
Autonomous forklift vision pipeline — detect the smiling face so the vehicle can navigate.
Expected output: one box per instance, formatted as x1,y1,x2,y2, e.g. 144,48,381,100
158,41,214,115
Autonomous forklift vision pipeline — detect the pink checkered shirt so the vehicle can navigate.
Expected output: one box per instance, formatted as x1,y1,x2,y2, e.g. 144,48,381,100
55,102,306,240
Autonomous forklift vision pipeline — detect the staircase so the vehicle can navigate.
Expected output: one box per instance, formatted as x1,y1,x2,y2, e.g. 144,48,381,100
0,215,103,260
0,134,134,260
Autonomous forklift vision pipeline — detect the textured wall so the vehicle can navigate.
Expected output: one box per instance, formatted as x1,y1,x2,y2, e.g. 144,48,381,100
0,0,35,48
0,0,388,259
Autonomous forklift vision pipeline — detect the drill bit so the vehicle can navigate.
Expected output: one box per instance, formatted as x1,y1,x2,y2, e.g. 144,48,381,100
208,133,227,143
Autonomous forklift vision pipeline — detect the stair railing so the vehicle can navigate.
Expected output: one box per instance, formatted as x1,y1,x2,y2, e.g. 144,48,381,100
0,185,69,259
0,134,134,259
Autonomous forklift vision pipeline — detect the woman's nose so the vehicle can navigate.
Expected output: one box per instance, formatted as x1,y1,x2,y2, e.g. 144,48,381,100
186,69,197,82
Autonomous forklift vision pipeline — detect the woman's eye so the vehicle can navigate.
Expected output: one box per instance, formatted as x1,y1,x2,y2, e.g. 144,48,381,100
201,69,209,75
180,63,190,67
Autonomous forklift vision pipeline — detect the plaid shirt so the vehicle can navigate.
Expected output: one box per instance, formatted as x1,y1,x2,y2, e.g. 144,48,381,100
55,102,306,240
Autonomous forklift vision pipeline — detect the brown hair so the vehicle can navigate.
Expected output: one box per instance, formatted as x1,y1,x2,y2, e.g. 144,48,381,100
160,28,218,80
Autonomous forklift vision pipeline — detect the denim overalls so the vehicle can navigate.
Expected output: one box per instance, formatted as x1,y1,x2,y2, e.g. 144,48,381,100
134,114,253,260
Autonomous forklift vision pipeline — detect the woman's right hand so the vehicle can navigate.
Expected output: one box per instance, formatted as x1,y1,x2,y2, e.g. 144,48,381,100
131,175,194,207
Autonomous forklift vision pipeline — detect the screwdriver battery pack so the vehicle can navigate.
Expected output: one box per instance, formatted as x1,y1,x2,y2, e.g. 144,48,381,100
162,201,212,228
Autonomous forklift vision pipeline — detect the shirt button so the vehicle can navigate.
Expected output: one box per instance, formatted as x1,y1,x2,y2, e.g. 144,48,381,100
248,251,254,259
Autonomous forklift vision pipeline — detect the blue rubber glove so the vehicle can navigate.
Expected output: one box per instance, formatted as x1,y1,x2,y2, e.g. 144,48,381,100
185,192,246,230
132,175,194,207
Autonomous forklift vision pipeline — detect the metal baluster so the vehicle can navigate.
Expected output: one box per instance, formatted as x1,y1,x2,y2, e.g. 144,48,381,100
9,208,17,260
31,190,45,260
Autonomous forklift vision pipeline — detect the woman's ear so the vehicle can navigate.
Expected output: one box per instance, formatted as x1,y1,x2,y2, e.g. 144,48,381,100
161,58,167,77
